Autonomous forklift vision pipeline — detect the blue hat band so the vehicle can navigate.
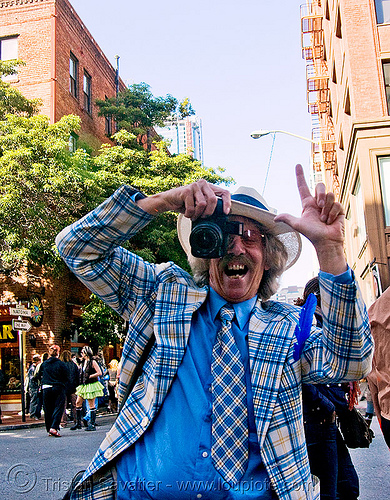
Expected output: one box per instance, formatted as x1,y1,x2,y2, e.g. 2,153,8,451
231,193,268,212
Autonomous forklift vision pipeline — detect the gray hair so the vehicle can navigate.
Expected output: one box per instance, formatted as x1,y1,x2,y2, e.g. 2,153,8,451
188,226,288,301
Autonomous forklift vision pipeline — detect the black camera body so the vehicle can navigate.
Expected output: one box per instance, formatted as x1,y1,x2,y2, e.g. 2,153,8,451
189,199,243,258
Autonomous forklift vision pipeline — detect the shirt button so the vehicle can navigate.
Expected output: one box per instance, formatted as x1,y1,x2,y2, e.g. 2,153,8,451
104,448,113,459
141,416,149,428
202,451,208,458
197,495,202,499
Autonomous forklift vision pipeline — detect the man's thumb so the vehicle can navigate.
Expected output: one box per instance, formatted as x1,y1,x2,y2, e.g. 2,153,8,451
274,213,299,230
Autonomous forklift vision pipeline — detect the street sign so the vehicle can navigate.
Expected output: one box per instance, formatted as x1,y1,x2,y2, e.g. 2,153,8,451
9,307,32,317
12,319,32,332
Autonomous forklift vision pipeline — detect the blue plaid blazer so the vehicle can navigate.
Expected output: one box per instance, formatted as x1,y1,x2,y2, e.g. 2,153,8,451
56,185,373,500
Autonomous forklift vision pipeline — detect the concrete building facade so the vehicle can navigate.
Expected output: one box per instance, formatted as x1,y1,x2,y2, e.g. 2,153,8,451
156,115,204,163
301,0,390,305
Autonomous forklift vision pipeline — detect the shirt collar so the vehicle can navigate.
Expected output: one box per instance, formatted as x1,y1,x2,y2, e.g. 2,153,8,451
209,287,257,330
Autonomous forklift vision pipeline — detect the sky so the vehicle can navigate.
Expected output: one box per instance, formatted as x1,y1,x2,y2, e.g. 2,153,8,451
69,0,318,290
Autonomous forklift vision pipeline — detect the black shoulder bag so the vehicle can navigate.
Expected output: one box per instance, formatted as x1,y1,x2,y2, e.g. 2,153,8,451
337,406,374,449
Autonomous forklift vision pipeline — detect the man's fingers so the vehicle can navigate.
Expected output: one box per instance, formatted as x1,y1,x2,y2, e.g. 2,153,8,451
183,180,231,220
295,164,312,204
323,201,345,225
274,212,300,231
315,182,326,209
319,192,335,222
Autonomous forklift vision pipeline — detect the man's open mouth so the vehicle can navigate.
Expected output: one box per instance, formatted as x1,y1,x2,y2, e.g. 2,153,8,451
224,263,248,278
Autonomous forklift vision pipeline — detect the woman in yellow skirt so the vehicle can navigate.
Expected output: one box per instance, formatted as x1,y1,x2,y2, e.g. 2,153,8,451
71,346,104,431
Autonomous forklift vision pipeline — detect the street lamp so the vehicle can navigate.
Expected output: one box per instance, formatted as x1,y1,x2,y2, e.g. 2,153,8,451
250,129,317,144
250,128,326,187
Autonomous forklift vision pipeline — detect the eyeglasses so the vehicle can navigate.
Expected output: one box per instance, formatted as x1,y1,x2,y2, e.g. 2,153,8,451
227,229,265,248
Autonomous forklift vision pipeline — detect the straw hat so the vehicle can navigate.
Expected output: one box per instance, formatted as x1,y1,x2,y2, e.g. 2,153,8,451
177,186,302,270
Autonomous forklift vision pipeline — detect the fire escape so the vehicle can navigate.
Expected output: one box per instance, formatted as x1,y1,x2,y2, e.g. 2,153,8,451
301,1,339,197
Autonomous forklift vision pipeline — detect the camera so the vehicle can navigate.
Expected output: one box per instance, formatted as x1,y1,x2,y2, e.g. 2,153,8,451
189,199,243,258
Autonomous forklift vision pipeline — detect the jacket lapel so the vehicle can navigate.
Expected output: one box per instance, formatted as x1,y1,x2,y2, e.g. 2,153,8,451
152,281,208,408
248,299,297,446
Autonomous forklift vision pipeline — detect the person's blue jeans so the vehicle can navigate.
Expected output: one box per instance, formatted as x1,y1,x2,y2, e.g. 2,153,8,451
29,387,42,418
305,421,359,500
305,421,338,500
335,430,359,500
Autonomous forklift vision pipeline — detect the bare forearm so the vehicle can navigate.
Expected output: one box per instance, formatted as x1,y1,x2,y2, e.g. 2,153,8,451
136,192,175,215
315,243,348,275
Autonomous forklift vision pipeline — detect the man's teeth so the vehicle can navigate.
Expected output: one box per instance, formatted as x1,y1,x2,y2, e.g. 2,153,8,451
228,264,245,271
225,264,247,276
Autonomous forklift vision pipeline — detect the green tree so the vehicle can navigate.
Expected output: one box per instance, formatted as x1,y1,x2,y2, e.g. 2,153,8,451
0,121,232,275
0,113,88,274
96,82,177,145
0,60,41,118
179,97,195,118
79,294,125,349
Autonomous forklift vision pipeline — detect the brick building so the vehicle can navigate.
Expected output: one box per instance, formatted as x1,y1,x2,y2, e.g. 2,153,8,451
301,0,390,305
0,0,122,149
0,0,124,410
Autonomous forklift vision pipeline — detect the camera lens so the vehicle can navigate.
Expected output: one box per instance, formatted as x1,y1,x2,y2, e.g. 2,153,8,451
189,223,223,258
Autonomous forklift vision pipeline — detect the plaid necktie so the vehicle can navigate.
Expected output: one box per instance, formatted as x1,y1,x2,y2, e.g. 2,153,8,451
211,304,248,485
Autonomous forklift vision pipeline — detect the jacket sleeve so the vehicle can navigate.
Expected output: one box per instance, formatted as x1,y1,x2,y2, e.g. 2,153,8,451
55,185,159,320
300,273,373,383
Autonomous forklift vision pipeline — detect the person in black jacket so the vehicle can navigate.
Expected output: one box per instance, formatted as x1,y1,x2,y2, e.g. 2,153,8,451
38,344,68,437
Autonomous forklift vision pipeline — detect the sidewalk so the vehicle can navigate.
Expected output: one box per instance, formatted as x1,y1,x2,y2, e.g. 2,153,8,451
0,411,46,431
0,408,116,431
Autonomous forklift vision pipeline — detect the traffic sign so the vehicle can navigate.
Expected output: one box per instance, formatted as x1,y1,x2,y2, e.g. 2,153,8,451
9,307,32,318
12,319,32,332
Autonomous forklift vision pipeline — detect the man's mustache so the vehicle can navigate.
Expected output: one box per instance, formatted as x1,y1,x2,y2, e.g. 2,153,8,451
219,254,252,268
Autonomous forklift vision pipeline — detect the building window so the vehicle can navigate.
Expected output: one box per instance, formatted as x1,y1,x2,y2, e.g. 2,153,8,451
375,0,390,24
352,176,367,249
105,115,113,136
1,36,18,82
83,71,92,114
383,62,390,113
378,156,390,226
332,60,337,84
104,95,113,136
0,36,18,60
325,0,330,21
69,133,78,153
335,6,342,38
344,87,351,115
69,53,78,98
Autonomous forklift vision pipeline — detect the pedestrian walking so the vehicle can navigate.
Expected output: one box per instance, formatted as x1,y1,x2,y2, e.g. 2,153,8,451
37,345,68,437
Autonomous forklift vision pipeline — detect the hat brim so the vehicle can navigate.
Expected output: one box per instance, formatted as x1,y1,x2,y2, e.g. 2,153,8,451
177,198,302,270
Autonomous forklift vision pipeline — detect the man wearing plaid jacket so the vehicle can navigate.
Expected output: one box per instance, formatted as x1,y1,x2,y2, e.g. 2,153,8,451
56,165,372,500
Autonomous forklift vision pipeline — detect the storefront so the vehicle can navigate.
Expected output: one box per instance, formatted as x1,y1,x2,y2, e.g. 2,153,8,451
0,306,22,410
